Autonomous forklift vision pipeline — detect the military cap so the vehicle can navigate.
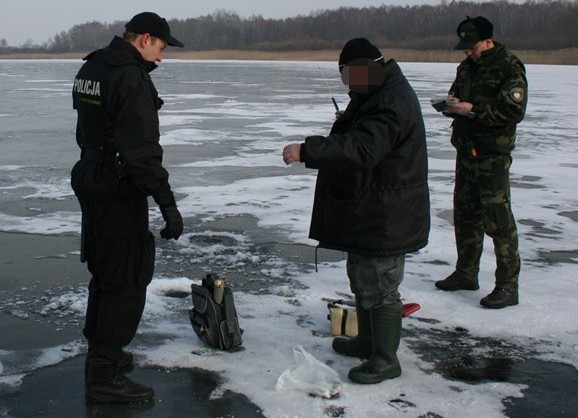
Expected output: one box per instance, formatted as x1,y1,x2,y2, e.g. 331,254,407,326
454,16,493,50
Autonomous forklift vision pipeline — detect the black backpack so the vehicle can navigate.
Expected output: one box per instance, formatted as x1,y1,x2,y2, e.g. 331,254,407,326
188,274,243,351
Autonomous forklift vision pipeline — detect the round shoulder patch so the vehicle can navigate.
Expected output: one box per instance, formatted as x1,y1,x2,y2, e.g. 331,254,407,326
510,87,524,103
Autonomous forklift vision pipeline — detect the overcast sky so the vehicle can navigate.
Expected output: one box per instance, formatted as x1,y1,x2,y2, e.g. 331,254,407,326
0,0,455,46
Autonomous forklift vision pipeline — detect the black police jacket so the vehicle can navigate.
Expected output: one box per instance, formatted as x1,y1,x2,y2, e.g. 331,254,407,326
303,60,430,257
71,36,174,207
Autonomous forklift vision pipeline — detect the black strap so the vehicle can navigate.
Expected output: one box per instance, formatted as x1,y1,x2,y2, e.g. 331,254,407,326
327,298,355,307
223,288,237,337
341,309,349,335
80,213,87,263
315,246,319,272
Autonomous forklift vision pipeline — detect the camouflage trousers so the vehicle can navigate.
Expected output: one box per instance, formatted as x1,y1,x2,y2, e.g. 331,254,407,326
346,253,405,309
453,154,520,288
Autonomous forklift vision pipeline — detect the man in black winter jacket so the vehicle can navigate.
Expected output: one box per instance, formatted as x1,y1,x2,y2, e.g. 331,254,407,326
71,12,184,404
283,38,430,384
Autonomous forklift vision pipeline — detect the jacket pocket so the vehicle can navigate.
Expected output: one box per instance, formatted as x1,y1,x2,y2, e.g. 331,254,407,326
137,232,156,287
91,235,129,292
327,189,385,245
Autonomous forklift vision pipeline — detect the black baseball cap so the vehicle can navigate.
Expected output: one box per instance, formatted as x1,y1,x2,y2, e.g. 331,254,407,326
125,12,184,47
454,16,493,50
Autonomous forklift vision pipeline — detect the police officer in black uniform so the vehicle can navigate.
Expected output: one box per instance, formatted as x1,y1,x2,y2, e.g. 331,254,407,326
71,12,184,404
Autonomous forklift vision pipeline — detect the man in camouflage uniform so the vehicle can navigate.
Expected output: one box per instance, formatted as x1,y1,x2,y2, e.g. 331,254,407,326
435,16,527,309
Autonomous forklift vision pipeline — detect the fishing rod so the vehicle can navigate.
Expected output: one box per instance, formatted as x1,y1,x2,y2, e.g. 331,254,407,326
317,65,340,112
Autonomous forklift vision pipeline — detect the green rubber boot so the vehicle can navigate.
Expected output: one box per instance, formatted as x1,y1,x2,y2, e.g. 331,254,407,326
332,298,372,358
348,302,402,384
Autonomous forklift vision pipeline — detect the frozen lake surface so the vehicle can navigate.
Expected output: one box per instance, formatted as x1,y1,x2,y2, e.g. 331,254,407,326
0,59,577,417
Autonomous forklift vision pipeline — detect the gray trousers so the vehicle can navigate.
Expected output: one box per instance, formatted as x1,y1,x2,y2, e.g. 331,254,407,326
346,253,405,310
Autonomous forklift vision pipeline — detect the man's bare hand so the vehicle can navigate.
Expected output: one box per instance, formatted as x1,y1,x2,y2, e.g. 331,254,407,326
445,99,474,116
283,143,302,165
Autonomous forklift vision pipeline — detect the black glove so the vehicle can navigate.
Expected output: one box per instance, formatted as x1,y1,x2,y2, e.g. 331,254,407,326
160,204,183,240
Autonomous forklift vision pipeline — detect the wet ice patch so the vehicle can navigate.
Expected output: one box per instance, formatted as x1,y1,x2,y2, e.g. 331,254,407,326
0,165,25,171
0,284,87,335
180,152,284,168
143,277,194,321
162,93,224,100
167,231,260,274
160,127,222,145
0,211,80,235
159,113,208,127
38,292,86,318
177,175,315,244
0,341,83,377
0,373,24,391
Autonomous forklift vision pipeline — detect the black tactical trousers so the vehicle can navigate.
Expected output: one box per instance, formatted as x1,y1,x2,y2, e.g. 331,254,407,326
453,155,520,288
78,196,155,362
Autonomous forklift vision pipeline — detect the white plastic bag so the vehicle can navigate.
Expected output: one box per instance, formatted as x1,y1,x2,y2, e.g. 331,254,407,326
275,345,342,398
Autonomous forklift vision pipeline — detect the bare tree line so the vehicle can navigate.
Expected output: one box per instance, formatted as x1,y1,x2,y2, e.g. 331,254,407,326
2,1,577,53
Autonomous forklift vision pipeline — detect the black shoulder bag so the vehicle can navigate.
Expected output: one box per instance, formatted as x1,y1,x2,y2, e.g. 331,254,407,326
188,274,243,351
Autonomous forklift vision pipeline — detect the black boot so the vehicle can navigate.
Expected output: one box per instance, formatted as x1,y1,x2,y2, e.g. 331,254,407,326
480,287,518,309
85,357,154,404
87,347,134,371
118,350,134,372
332,298,372,359
435,271,479,291
348,303,402,384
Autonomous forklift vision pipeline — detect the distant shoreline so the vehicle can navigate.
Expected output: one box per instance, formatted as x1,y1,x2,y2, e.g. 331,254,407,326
1,48,576,65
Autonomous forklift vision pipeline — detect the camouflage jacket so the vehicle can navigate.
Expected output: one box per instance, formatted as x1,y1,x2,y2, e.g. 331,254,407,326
447,42,527,157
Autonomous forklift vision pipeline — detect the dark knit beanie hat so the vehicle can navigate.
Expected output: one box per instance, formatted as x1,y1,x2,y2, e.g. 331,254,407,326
338,38,384,69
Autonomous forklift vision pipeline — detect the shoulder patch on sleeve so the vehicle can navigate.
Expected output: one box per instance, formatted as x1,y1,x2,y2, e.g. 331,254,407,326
510,87,524,103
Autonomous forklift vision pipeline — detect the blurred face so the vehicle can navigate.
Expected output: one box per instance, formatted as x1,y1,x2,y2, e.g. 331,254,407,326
465,39,494,62
139,34,167,63
340,58,386,94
